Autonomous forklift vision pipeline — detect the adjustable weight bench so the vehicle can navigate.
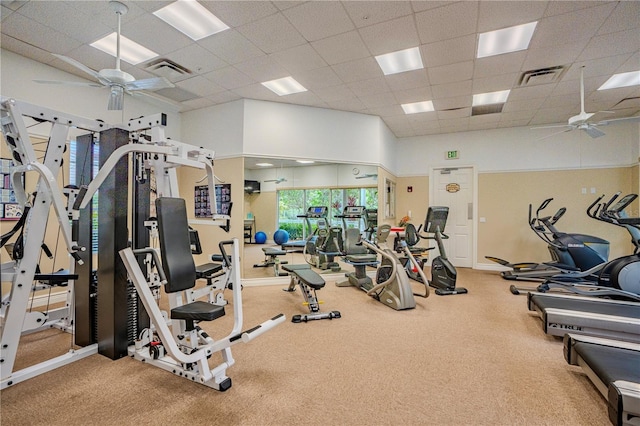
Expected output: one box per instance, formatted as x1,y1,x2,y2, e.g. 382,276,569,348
254,247,289,276
282,264,341,323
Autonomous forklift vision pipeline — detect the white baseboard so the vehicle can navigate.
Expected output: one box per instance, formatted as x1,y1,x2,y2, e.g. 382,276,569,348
474,262,511,272
30,291,69,308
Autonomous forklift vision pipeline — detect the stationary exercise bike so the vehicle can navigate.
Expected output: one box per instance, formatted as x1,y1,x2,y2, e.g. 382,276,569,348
337,225,427,310
417,207,468,295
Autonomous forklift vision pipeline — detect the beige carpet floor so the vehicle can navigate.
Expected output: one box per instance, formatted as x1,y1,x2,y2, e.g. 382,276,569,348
1,265,609,425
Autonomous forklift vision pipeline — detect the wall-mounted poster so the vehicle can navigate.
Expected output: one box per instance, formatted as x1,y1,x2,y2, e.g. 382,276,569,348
195,184,231,218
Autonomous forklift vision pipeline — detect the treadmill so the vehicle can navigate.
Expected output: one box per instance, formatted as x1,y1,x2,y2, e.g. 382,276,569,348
528,292,640,343
281,206,328,252
564,334,640,426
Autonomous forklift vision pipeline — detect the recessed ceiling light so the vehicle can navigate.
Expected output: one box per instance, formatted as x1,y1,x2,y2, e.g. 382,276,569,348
153,0,229,41
296,160,315,164
598,70,640,90
375,47,423,76
90,33,158,65
477,21,537,58
401,101,434,114
256,162,273,167
261,76,307,96
472,89,511,106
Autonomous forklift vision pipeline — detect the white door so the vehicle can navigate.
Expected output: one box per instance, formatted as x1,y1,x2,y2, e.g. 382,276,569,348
432,167,474,267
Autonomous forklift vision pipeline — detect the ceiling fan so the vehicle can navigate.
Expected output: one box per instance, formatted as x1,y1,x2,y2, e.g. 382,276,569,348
264,176,287,184
355,173,378,180
34,1,174,110
533,66,639,139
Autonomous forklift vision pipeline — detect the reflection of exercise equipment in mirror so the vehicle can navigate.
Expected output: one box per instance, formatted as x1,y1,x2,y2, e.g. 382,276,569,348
253,247,288,276
418,207,468,295
282,264,341,323
299,206,343,272
281,206,327,252
337,225,428,310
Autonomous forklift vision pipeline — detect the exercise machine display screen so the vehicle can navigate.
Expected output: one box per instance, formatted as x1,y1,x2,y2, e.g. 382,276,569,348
425,206,449,233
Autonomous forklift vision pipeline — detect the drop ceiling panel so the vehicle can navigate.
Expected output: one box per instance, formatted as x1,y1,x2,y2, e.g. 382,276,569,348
358,15,420,55
237,12,306,54
598,1,640,35
385,69,430,92
415,2,478,44
421,34,476,68
477,1,547,33
294,66,342,90
205,1,278,27
123,13,193,56
283,2,354,42
177,76,225,97
163,44,228,76
270,43,328,73
331,57,382,83
198,30,264,65
311,30,370,66
530,4,616,48
427,60,474,86
521,42,587,71
234,55,289,82
343,1,413,28
2,13,82,55
203,66,254,90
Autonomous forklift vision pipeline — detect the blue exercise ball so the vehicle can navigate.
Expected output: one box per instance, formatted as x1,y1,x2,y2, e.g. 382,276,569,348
255,231,267,244
273,229,289,245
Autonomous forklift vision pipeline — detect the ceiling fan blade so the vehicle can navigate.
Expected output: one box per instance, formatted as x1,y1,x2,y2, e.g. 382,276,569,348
531,124,572,130
582,125,605,138
125,77,175,91
595,115,640,126
33,79,103,88
52,53,110,85
536,128,573,141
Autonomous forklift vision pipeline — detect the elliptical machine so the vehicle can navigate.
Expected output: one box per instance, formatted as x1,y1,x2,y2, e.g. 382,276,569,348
511,193,640,301
418,207,468,295
486,198,610,281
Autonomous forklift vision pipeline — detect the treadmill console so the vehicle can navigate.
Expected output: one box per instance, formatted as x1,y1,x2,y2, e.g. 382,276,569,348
306,206,328,218
425,206,449,233
339,206,365,218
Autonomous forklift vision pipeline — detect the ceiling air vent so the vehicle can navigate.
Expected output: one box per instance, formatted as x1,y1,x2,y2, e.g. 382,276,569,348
518,66,566,86
472,104,504,116
144,58,192,81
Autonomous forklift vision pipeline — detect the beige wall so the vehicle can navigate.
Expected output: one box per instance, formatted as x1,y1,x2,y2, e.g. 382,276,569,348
177,157,245,267
246,191,277,241
478,167,636,265
396,176,429,227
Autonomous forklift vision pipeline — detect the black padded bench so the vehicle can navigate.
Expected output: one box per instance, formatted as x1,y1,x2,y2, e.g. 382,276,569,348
281,264,340,323
254,247,288,276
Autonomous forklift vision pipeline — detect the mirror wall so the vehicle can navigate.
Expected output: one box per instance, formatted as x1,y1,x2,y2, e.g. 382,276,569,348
242,157,382,279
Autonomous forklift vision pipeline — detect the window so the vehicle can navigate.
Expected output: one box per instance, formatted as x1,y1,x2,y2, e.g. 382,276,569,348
69,140,100,252
278,187,378,239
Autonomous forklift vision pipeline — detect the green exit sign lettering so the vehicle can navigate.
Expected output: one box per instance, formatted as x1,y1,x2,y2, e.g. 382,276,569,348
446,150,459,160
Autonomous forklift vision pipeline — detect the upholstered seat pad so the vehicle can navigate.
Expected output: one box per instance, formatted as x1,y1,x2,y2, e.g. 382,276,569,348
171,301,225,321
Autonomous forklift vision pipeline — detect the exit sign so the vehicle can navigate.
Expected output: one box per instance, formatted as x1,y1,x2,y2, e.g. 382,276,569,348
446,150,459,160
